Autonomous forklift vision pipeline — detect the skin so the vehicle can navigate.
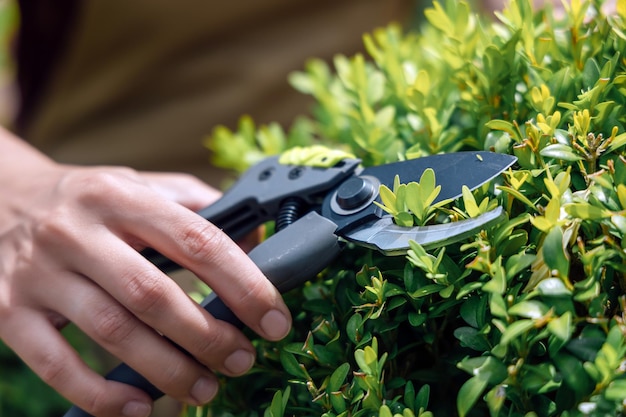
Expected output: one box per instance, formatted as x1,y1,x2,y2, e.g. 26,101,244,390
0,128,292,417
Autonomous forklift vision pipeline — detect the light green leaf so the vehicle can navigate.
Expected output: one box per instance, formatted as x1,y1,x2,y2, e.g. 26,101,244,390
616,184,626,209
457,376,488,417
462,186,480,218
565,203,612,220
419,168,436,196
547,311,572,341
536,278,572,296
605,379,626,401
508,300,549,319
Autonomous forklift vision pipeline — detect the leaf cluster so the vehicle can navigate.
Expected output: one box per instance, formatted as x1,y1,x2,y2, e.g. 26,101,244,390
204,1,626,416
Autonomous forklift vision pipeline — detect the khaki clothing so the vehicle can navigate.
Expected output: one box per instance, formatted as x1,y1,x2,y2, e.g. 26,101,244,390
17,0,414,186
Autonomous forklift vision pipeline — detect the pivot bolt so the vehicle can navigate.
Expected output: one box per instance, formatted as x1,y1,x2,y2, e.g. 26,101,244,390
336,176,376,210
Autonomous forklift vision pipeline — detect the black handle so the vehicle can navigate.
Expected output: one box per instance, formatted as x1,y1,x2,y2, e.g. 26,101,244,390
64,212,341,416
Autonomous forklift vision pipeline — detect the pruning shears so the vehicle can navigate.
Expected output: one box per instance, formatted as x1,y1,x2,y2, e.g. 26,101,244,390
65,151,516,417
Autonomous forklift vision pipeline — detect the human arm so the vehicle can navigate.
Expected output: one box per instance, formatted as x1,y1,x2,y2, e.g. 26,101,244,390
0,128,291,417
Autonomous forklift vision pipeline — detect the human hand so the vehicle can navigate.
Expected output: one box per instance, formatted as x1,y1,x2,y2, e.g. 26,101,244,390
0,135,292,417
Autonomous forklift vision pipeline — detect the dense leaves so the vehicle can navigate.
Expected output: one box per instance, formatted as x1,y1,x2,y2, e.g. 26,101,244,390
205,1,626,416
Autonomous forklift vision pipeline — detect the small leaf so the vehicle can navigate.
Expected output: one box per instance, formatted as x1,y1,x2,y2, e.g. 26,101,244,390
328,363,351,399
537,278,572,296
378,184,398,213
501,319,535,345
565,203,612,220
486,119,520,140
462,186,480,218
457,376,488,417
605,379,626,401
279,351,309,379
542,227,570,278
379,405,393,417
547,311,572,341
409,284,444,298
419,168,436,196
508,300,549,319
617,184,626,209
540,144,583,161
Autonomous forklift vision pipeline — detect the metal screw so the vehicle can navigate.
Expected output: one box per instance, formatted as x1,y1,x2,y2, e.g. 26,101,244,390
288,167,305,180
258,168,274,181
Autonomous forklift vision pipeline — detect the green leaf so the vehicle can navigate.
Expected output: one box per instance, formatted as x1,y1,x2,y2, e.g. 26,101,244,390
540,144,583,161
489,293,508,318
415,384,430,412
378,184,398,214
547,311,572,342
553,352,595,399
328,363,350,392
497,185,537,210
346,313,363,344
457,376,488,417
483,257,507,295
542,227,570,278
508,300,549,319
536,278,572,296
604,379,626,401
608,132,626,153
264,387,290,417
462,186,480,218
501,319,535,345
279,351,309,379
565,203,612,219
486,119,520,140
617,184,626,210
409,284,445,298
379,405,393,417
419,168,437,196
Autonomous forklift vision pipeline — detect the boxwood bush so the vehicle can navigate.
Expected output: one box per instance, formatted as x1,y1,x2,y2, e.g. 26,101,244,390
202,1,626,416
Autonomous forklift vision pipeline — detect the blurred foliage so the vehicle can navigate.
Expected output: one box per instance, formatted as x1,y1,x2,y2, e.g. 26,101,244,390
0,325,102,417
205,0,626,416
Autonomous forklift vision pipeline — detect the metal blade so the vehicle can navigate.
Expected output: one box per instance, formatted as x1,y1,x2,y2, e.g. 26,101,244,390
361,151,516,203
322,151,516,235
344,207,506,255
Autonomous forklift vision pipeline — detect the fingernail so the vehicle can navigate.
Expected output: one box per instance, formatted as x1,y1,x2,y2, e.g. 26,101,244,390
191,376,218,404
224,349,255,375
122,400,151,417
260,309,290,340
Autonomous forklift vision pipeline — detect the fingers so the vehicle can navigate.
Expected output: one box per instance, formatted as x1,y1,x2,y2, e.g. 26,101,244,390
1,308,154,417
35,271,232,406
55,167,291,343
2,165,292,413
81,180,292,342
137,172,222,211
65,232,259,380
127,210,292,341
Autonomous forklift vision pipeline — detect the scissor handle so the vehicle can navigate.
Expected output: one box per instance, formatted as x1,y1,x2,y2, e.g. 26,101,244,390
64,212,342,417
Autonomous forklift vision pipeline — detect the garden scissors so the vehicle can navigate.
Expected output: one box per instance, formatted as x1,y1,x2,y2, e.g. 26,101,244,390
65,150,516,416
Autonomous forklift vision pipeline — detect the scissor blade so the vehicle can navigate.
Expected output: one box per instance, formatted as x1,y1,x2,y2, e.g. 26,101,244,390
346,207,506,255
322,151,516,235
362,151,516,203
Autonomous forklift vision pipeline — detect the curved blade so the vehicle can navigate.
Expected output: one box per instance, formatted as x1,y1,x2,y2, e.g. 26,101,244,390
363,151,516,202
322,151,516,234
345,207,506,255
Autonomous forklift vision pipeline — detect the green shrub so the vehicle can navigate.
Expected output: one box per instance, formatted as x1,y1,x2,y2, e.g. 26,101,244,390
204,1,626,416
